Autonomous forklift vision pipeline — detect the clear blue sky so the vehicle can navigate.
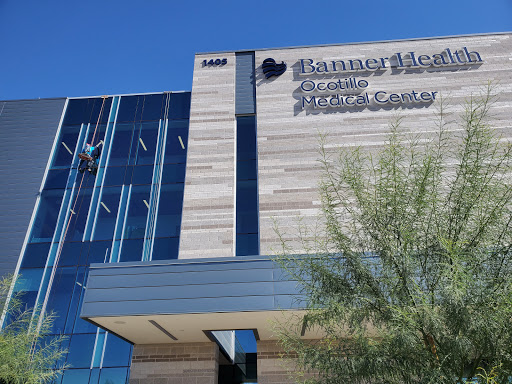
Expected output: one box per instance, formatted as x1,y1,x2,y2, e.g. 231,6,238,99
0,0,511,100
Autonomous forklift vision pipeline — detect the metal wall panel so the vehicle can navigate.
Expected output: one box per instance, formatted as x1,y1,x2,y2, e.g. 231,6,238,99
235,52,256,115
81,256,301,318
0,98,66,279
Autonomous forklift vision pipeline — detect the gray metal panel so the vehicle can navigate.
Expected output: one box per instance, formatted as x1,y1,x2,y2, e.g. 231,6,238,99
235,52,256,115
0,99,66,279
81,256,302,318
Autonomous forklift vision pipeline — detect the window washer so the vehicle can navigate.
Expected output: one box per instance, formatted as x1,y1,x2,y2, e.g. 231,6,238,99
78,140,103,175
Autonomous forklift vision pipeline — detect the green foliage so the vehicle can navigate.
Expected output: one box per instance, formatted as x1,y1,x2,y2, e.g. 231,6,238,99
275,84,512,384
0,275,67,384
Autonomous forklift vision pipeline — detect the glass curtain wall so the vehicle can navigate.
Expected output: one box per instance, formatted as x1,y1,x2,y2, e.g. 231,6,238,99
13,92,191,384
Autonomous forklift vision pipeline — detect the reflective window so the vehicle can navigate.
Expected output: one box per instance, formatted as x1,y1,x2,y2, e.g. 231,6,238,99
66,333,95,368
64,266,87,334
88,369,100,384
61,368,91,384
236,234,259,256
66,188,93,242
86,241,112,265
30,189,64,243
108,123,134,166
63,98,112,126
237,159,257,181
103,167,127,187
154,184,184,238
161,163,186,184
52,125,81,168
169,92,191,120
164,120,188,164
46,267,77,333
98,367,129,384
59,242,86,267
123,185,150,239
140,93,165,121
152,237,179,260
237,116,257,161
116,95,143,122
94,187,122,241
102,334,132,367
21,242,51,268
119,239,143,262
44,169,69,190
130,165,154,185
236,180,258,234
133,121,159,165
15,268,44,310
236,116,259,256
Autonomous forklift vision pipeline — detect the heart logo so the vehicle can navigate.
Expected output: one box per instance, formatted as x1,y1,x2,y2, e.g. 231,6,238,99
262,58,287,79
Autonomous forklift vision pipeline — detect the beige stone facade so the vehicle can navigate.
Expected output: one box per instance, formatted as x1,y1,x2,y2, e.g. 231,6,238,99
180,33,512,260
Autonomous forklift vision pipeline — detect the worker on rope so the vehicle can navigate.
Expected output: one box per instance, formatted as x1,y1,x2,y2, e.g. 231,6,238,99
78,140,103,175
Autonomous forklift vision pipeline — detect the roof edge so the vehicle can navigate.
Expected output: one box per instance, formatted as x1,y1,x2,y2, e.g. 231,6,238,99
196,31,512,55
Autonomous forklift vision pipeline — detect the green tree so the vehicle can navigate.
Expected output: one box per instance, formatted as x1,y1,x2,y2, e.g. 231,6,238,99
275,85,512,384
0,275,67,384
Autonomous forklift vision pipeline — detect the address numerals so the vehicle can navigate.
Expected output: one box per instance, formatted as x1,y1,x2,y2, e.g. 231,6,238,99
202,58,227,67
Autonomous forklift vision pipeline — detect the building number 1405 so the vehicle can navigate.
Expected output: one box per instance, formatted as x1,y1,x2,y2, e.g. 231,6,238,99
202,58,227,67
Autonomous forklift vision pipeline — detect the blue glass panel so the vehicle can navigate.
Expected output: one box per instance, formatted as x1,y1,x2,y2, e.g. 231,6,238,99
21,242,51,268
237,116,257,161
15,268,44,310
103,167,126,187
85,124,107,145
236,234,259,256
93,187,122,241
151,237,179,260
237,160,257,181
58,242,85,267
45,169,69,190
236,179,258,234
117,95,142,123
134,121,159,165
46,267,77,333
130,165,154,185
52,125,81,168
161,163,186,184
154,184,183,238
89,368,100,384
108,123,134,166
235,330,257,353
30,189,64,243
123,185,151,239
164,120,188,164
119,239,143,262
169,92,191,119
141,93,165,121
86,241,111,264
92,332,105,368
102,334,132,367
98,367,128,384
64,267,86,333
61,369,90,384
66,188,93,241
66,333,95,368
63,99,90,125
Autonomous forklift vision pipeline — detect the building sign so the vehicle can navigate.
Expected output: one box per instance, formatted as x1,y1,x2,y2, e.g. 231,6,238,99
294,47,482,110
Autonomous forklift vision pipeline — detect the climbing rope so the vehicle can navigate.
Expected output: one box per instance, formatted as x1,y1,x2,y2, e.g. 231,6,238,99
34,96,108,337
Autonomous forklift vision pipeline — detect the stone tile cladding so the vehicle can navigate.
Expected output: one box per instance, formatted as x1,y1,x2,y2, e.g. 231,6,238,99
179,53,237,259
181,34,512,259
129,342,219,384
255,34,512,255
257,340,316,384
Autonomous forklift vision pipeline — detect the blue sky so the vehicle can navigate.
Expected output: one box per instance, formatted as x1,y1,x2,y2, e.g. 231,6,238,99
0,0,511,100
